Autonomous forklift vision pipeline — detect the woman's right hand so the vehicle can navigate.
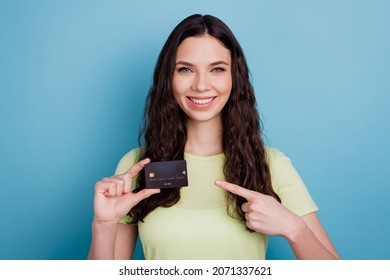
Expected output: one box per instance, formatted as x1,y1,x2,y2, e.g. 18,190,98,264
93,158,160,224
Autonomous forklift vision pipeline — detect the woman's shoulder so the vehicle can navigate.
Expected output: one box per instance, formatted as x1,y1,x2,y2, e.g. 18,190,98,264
265,146,287,162
265,146,318,215
264,146,295,175
114,147,142,175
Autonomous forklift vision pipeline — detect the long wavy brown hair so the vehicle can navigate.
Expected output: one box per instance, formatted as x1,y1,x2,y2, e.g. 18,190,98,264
129,14,281,227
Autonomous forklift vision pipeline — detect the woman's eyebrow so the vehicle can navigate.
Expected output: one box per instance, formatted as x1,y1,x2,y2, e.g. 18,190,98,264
175,61,194,66
210,60,229,66
175,60,229,66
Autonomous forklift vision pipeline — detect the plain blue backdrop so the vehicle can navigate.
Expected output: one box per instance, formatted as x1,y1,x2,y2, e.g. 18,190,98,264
1,0,389,260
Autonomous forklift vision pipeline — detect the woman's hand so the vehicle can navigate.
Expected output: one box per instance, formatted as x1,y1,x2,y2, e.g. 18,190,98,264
215,180,340,259
214,180,300,238
93,158,160,224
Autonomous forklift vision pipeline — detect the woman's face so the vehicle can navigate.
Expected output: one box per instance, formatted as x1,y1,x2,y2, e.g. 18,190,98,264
172,34,232,124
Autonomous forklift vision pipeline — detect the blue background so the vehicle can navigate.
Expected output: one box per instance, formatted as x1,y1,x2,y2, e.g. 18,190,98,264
1,0,389,260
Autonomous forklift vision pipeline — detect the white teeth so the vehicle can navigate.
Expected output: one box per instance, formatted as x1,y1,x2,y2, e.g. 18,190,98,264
189,97,214,105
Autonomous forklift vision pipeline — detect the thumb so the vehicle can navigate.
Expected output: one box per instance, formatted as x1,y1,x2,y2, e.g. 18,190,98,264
130,188,161,207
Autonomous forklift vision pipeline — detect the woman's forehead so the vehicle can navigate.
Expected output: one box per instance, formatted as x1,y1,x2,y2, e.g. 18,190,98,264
175,35,231,64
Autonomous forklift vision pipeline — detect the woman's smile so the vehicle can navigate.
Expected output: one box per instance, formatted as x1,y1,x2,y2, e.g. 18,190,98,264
187,96,216,107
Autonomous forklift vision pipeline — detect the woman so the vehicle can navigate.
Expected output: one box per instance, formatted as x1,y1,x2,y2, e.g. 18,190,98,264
88,14,339,260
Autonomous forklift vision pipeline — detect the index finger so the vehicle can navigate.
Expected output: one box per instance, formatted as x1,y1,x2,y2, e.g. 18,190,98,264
214,180,257,201
126,158,151,178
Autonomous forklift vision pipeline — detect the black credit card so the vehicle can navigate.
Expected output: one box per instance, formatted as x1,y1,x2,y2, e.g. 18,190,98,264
144,160,188,189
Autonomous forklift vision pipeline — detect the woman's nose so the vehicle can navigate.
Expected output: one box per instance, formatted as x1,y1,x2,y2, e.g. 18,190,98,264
191,72,211,92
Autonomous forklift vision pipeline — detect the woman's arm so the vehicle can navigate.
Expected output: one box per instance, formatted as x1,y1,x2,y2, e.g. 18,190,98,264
115,223,139,259
88,220,117,259
286,212,340,259
88,221,138,260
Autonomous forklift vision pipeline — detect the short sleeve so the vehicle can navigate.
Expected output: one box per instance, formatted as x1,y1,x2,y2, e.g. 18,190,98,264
114,148,140,175
266,147,318,216
115,148,140,224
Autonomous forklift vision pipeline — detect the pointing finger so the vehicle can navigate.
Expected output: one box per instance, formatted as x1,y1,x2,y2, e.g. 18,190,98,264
215,180,257,201
126,158,151,178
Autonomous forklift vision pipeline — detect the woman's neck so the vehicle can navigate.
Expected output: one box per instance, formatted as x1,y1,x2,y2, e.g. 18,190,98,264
185,117,223,156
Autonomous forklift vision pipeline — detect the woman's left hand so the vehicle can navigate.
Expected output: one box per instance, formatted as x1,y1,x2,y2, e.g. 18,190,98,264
215,180,301,237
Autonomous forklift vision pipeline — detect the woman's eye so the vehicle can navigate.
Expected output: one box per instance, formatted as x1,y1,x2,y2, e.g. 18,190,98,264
212,67,225,72
177,67,192,73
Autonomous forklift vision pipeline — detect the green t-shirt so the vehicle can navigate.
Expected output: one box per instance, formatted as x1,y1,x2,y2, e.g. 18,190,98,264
116,147,318,260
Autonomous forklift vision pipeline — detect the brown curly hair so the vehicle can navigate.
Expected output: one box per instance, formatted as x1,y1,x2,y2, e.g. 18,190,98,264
129,14,281,227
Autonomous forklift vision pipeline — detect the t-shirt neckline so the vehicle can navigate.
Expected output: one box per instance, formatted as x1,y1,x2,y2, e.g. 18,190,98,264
184,152,225,161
